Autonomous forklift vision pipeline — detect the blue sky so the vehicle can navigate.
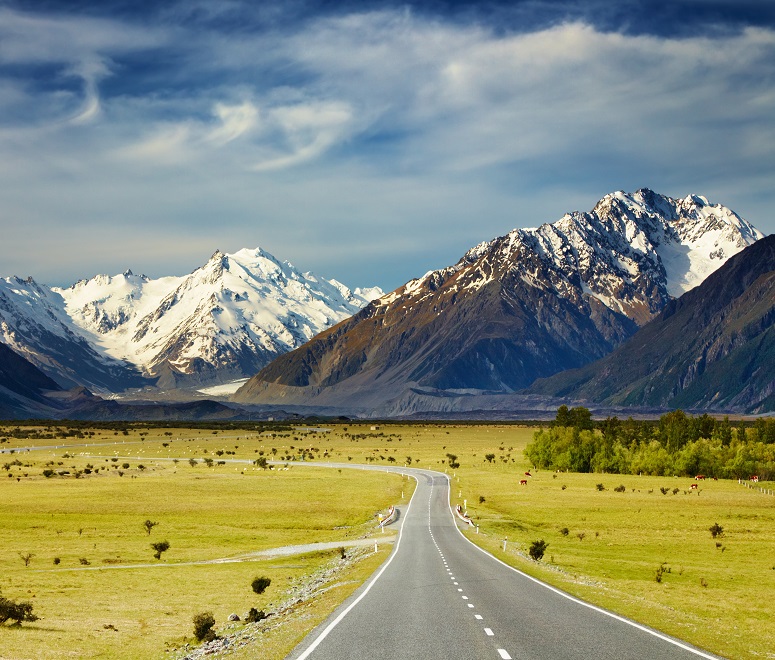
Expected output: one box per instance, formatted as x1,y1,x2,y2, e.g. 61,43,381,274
1,0,774,291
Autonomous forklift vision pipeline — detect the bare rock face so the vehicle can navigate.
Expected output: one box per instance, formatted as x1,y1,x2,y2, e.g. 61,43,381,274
235,189,763,411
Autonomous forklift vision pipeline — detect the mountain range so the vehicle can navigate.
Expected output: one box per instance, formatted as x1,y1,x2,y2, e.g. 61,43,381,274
1,188,770,420
0,248,381,394
234,189,765,414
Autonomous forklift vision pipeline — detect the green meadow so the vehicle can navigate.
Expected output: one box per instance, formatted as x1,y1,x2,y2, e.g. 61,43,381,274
2,422,774,658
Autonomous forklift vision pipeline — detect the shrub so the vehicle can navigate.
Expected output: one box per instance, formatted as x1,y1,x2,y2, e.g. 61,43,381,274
143,520,159,536
151,541,170,560
42,469,55,478
79,558,90,565
596,483,605,491
338,547,346,559
660,487,670,495
529,539,547,561
53,557,60,565
655,562,670,583
0,594,38,625
559,527,569,536
251,576,271,595
245,608,266,623
613,484,626,493
709,523,724,538
192,611,216,642
18,552,34,566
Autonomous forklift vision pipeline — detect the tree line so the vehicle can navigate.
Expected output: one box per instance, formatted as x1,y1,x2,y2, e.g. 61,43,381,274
524,406,775,479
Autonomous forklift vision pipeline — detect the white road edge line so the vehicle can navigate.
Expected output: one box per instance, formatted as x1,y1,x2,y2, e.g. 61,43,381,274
293,472,420,660
442,474,721,660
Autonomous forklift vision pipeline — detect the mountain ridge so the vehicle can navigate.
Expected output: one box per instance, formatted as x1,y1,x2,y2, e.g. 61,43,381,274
0,247,382,393
234,189,764,412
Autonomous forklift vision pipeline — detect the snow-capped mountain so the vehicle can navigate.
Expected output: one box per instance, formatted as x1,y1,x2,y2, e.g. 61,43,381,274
235,189,764,412
0,248,382,393
0,275,146,391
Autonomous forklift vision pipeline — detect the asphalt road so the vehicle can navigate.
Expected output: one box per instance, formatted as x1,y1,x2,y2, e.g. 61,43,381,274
287,466,720,660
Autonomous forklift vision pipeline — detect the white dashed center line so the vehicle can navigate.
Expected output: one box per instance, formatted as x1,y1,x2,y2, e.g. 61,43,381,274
497,650,512,659
474,614,483,620
484,628,494,636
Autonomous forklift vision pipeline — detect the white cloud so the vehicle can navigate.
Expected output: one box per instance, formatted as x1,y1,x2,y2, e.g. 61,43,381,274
0,7,773,289
207,101,260,145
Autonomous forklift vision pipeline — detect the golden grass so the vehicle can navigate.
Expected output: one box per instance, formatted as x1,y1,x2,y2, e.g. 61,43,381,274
2,422,774,658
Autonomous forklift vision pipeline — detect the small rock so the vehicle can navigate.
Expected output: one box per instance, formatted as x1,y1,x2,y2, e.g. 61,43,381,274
228,613,240,622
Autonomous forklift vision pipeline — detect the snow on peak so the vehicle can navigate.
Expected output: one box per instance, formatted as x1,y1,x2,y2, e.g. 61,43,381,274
52,246,382,382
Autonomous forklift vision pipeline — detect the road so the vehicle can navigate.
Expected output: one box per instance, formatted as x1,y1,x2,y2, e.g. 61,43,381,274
288,465,719,660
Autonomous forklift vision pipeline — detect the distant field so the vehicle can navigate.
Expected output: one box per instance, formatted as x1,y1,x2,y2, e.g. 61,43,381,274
2,422,773,658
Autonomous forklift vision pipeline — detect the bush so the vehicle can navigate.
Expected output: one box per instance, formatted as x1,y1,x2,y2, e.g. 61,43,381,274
596,483,605,491
709,522,724,538
251,576,271,595
245,608,266,623
192,611,216,642
42,469,55,478
559,527,569,536
0,593,38,625
151,541,170,560
613,484,626,493
529,539,548,561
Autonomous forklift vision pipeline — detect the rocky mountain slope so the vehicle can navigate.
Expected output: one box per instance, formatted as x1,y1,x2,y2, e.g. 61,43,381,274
0,248,381,393
234,189,763,413
527,235,775,413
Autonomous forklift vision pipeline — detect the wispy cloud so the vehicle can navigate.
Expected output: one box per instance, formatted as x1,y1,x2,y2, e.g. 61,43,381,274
0,3,773,290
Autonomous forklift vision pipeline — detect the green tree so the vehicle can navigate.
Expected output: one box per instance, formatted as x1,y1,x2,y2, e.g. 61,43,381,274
251,576,271,595
0,593,38,625
151,540,170,560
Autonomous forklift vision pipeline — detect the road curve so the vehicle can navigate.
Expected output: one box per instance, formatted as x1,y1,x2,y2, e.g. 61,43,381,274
287,464,720,660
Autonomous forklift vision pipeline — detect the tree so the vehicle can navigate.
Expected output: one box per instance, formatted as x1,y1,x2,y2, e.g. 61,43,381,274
251,576,271,595
0,593,38,625
151,540,170,560
445,453,460,469
18,552,34,567
529,539,548,561
143,520,159,536
192,611,216,642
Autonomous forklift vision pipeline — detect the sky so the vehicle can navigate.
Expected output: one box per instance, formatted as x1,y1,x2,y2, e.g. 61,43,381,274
1,0,774,292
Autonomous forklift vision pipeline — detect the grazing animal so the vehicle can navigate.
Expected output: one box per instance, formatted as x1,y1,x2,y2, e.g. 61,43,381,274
519,479,528,486
695,475,706,480
524,472,532,477
690,483,698,490
750,475,759,482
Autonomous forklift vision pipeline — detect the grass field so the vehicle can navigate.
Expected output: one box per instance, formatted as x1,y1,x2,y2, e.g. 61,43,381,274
0,426,407,659
2,422,774,658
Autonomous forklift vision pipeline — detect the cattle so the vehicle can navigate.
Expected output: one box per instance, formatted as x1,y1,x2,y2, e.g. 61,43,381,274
695,475,706,480
524,471,532,477
690,483,698,490
519,479,528,486
750,475,759,482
